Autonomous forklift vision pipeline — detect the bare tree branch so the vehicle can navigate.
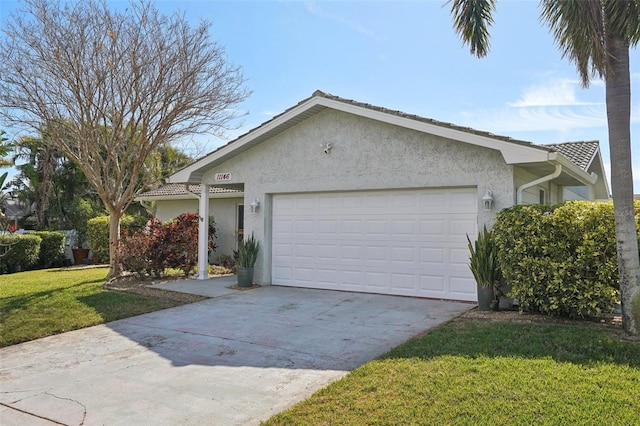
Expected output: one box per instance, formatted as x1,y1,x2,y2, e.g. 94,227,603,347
0,0,250,277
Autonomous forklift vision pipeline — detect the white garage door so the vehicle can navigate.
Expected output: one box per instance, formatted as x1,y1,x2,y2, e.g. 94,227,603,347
272,188,478,301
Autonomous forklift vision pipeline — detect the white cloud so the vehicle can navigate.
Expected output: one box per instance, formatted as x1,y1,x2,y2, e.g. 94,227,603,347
460,104,607,133
305,1,379,40
459,78,640,134
508,79,602,108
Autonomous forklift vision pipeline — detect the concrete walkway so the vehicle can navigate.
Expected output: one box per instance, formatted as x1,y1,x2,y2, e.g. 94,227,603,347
0,279,472,425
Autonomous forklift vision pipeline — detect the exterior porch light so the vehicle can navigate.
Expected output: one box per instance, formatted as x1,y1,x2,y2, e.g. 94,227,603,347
250,198,260,213
482,190,494,211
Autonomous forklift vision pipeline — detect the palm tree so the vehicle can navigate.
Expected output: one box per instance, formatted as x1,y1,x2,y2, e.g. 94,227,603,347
450,0,640,338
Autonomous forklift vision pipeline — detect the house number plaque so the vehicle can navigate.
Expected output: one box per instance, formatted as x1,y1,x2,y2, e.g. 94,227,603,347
215,172,232,181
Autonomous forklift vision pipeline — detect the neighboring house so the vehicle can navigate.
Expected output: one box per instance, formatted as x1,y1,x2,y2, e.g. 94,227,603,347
158,90,609,302
0,198,30,230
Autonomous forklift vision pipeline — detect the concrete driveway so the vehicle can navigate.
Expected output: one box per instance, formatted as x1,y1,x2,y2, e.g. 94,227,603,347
0,280,471,425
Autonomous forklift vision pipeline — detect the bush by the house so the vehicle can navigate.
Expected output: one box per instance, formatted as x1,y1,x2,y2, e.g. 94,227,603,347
117,213,216,278
0,234,42,274
213,254,236,272
88,214,149,262
32,231,66,268
118,218,166,278
163,213,201,276
492,201,629,319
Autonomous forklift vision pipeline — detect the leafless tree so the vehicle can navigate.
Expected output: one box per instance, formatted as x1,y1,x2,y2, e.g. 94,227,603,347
0,0,249,278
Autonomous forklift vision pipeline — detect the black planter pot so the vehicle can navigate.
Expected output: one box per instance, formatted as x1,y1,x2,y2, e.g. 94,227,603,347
237,267,254,287
477,285,495,311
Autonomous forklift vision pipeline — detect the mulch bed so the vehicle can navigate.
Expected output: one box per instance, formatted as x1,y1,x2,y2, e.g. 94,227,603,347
459,307,622,329
104,274,208,304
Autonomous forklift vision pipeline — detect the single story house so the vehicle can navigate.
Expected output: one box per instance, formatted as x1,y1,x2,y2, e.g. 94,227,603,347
140,90,609,302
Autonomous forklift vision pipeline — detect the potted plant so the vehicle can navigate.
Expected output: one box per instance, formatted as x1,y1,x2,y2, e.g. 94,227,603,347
67,198,97,264
236,233,260,287
467,226,502,311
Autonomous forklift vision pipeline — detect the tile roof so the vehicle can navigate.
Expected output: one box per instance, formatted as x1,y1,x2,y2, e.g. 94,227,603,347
195,90,555,163
312,90,553,151
137,183,240,198
545,141,599,171
168,90,600,187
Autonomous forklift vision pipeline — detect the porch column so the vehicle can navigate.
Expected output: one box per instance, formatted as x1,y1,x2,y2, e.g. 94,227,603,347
198,184,210,280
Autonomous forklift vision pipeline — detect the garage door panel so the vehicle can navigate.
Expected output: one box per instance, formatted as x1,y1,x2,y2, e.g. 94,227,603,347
419,275,446,292
450,276,477,296
450,218,478,238
294,243,315,259
272,188,478,301
450,248,472,267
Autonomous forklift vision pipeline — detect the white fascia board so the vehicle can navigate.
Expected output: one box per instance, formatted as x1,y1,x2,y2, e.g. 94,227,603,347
169,97,323,184
170,95,554,184
317,97,551,164
553,154,598,185
135,191,244,202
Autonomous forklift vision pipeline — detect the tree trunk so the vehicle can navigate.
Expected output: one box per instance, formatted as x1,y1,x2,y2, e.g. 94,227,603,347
106,207,124,280
605,33,640,339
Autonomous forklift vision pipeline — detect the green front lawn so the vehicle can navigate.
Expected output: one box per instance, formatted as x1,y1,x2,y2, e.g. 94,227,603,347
265,320,640,425
0,267,184,347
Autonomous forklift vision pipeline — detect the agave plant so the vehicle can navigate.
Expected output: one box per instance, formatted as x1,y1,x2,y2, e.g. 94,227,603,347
467,225,501,290
237,232,260,268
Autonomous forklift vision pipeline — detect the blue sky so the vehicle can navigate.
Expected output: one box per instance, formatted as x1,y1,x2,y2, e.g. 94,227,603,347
1,0,639,191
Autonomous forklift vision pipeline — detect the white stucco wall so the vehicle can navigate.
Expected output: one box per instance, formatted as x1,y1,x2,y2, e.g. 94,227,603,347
154,197,243,259
198,108,515,285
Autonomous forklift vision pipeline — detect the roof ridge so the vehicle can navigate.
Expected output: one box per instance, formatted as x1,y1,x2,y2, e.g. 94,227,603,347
312,90,552,152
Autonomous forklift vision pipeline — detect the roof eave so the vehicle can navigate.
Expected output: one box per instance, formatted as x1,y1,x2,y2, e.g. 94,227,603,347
169,94,556,184
135,191,244,202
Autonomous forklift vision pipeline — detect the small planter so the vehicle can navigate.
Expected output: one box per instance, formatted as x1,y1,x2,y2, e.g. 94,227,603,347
237,267,254,288
72,248,90,265
477,285,494,311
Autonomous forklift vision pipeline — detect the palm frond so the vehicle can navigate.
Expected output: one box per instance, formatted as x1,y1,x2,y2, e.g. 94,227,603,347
449,0,496,58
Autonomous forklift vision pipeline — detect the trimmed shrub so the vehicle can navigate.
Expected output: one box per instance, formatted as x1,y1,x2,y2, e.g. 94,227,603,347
493,201,624,318
117,213,216,278
117,218,166,278
87,214,149,263
87,216,109,261
32,231,66,268
163,213,200,276
0,234,42,274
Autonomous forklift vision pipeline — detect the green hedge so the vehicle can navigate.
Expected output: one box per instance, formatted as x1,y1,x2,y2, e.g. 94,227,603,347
0,234,42,274
87,215,149,262
492,201,636,318
32,231,66,268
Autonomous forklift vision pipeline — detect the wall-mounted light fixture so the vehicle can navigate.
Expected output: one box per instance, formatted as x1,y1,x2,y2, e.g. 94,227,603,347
250,198,260,213
320,142,332,154
482,190,494,211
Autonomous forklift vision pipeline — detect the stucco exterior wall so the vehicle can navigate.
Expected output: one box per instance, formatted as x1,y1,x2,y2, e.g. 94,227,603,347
154,197,243,259
199,109,515,285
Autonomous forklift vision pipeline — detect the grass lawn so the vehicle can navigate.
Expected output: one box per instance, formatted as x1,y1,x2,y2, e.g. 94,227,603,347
265,320,640,426
0,267,185,347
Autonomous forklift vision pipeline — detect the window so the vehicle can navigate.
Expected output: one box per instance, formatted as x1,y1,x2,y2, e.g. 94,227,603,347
236,204,244,247
539,188,546,204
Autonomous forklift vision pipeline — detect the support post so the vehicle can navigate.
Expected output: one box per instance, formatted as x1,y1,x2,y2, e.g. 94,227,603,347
198,184,210,280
